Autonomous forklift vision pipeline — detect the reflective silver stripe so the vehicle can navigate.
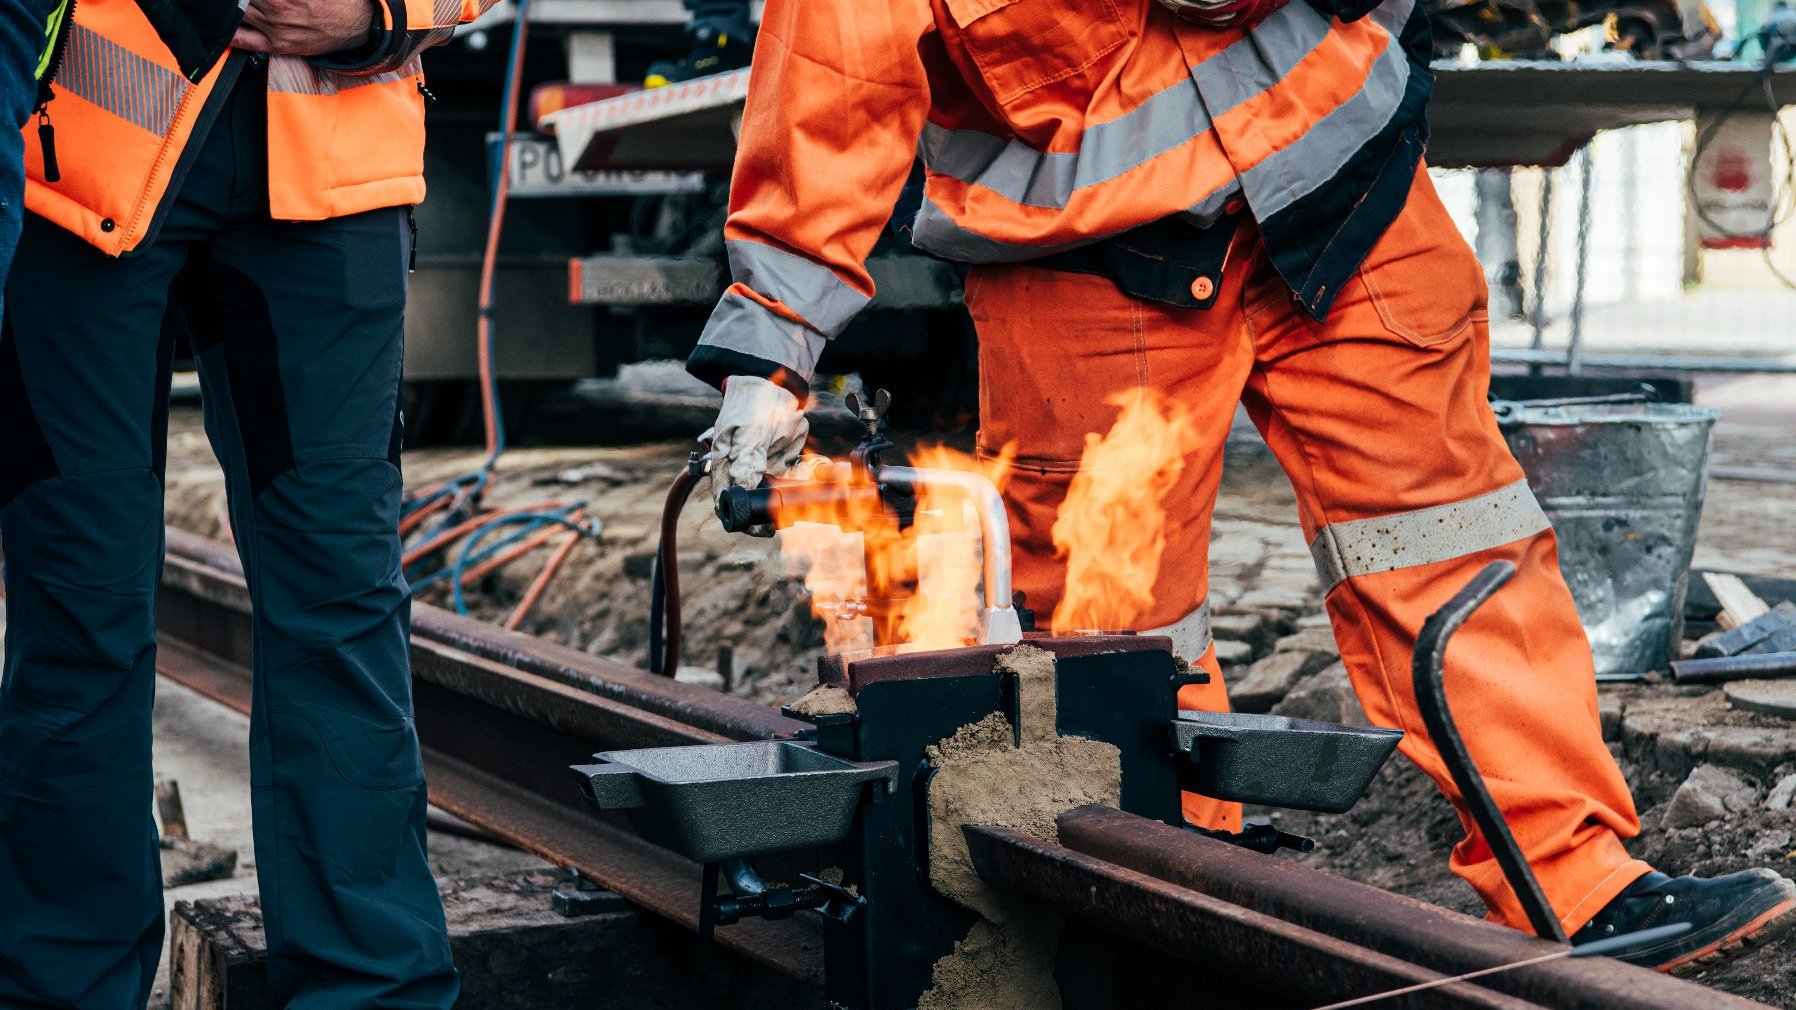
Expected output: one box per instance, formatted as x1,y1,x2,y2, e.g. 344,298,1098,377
911,196,1097,263
1309,480,1551,591
696,289,828,381
1238,22,1413,218
725,240,869,338
1147,600,1213,663
917,0,1330,213
920,74,1214,209
57,24,187,135
1188,1,1331,117
267,56,420,95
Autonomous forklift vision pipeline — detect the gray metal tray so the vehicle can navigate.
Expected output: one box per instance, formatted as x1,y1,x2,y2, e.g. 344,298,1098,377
570,740,898,863
1171,711,1403,814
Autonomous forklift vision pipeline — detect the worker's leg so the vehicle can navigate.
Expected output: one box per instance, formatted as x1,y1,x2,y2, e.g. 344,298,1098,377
1239,166,1649,932
0,212,189,1007
968,260,1254,830
179,206,457,1009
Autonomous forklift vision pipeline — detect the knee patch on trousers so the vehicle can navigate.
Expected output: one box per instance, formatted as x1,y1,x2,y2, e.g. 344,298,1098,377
1,471,162,678
263,705,425,792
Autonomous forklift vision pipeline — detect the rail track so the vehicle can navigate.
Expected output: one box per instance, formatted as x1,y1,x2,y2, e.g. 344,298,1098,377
152,527,1770,1010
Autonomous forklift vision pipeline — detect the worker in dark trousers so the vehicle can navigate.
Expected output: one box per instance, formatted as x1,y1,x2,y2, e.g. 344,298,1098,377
0,0,499,987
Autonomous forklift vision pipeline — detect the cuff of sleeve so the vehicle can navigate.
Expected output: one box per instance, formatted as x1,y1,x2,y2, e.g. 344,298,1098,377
309,0,403,73
687,346,810,400
685,287,826,399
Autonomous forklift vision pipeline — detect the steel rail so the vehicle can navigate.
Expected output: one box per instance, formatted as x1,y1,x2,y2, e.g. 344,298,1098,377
964,824,1549,1010
154,527,824,983
1056,805,1772,1010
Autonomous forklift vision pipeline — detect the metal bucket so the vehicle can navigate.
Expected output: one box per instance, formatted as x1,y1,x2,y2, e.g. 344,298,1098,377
1496,401,1721,675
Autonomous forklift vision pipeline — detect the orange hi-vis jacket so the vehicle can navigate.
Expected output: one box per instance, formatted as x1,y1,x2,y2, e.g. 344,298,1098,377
686,0,1434,397
21,0,494,256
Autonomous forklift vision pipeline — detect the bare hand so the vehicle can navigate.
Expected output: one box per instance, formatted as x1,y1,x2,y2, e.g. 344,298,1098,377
231,0,375,57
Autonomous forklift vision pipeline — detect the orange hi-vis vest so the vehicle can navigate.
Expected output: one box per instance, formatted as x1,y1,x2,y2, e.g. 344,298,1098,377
686,0,1434,398
22,0,493,256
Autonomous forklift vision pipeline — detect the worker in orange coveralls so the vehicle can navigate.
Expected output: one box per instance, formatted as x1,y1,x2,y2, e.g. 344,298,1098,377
688,0,1796,975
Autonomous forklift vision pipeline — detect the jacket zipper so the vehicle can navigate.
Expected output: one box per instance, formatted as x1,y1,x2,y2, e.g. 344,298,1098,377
123,51,248,254
33,0,75,182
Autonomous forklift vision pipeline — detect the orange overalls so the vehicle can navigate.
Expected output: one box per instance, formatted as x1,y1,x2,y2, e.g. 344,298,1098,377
687,0,1652,933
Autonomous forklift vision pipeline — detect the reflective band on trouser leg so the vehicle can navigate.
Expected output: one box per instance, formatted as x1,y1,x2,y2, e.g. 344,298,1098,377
1147,599,1213,662
1308,479,1550,592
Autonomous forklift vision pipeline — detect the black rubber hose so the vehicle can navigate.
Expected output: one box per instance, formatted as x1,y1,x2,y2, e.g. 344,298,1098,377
649,467,701,676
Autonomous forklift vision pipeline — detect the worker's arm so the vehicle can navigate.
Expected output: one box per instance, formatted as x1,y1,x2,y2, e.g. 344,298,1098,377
310,0,499,74
687,0,937,400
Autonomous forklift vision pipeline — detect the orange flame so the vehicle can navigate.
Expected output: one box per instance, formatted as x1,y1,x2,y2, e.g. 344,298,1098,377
771,444,1014,655
1050,388,1201,634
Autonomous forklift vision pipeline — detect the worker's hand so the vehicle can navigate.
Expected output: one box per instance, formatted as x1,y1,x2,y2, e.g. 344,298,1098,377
701,375,810,495
231,0,376,56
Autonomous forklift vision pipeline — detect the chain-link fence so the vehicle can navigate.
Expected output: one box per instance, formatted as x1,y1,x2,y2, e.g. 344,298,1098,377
1430,114,1796,373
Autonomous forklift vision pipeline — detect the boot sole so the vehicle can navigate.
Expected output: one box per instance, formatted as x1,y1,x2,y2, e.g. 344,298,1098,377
1660,897,1796,976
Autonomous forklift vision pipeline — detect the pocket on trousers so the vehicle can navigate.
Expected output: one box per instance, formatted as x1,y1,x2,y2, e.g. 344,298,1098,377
940,0,1131,105
324,720,426,791
1356,175,1488,349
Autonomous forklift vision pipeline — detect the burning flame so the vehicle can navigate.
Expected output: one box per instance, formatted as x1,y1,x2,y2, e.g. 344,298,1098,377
1050,388,1201,634
772,444,1014,655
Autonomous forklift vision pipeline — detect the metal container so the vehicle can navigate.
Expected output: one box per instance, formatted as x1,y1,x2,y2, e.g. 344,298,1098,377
570,740,897,863
1171,711,1403,813
1497,401,1721,674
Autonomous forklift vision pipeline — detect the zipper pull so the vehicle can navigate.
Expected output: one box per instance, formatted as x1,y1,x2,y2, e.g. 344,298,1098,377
36,107,58,183
417,82,438,104
406,208,418,272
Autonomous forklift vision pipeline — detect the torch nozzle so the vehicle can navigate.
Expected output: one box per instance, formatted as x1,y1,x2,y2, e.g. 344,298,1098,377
714,477,901,535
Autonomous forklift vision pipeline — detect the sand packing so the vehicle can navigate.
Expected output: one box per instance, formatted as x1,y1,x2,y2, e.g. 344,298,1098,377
918,645,1123,1010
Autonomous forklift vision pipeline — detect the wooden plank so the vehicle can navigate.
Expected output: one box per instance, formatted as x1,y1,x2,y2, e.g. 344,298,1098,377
1705,572,1771,630
168,869,823,1010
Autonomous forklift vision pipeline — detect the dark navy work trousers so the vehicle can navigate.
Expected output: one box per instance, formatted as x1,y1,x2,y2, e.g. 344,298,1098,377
0,62,457,1009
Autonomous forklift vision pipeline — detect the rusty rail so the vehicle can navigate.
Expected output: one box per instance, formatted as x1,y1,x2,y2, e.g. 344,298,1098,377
1054,805,1769,1010
965,824,1547,1010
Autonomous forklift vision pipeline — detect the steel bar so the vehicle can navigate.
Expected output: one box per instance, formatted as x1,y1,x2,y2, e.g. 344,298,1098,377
1056,806,1771,1010
963,824,1546,1010
1567,148,1594,376
154,528,823,982
1670,651,1796,684
1413,561,1566,943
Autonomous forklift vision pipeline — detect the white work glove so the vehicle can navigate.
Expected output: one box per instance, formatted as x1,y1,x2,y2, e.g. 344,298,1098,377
701,375,810,493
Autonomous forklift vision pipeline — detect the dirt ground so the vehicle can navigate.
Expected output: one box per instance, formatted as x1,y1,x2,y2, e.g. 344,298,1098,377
158,369,1796,1007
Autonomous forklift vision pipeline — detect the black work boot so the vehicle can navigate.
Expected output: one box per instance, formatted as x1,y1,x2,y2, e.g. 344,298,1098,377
644,19,752,88
1572,869,1796,974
